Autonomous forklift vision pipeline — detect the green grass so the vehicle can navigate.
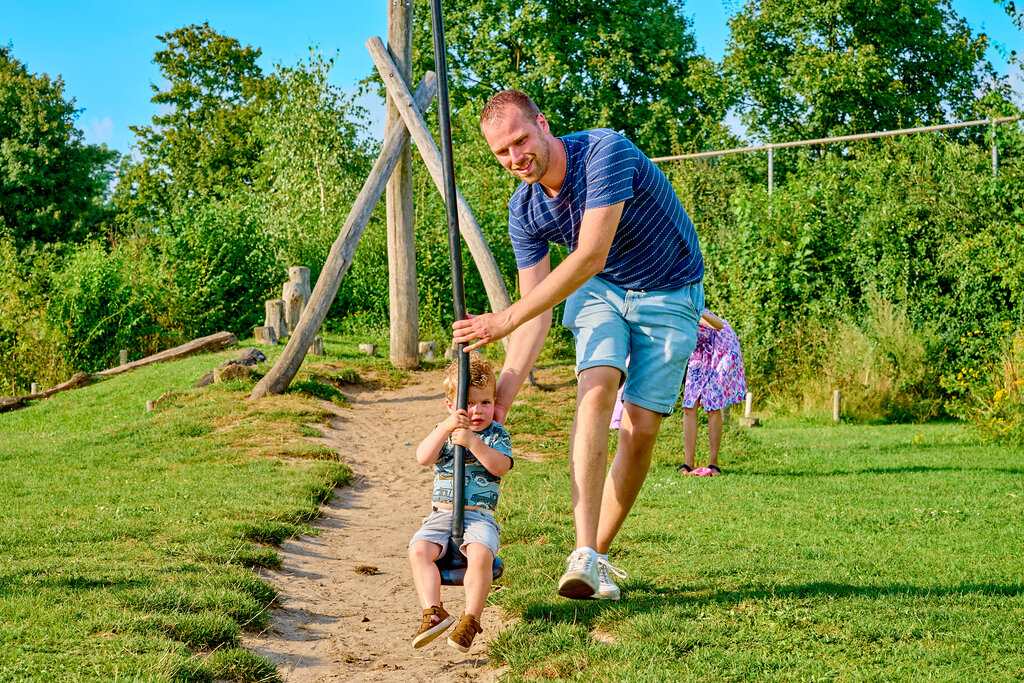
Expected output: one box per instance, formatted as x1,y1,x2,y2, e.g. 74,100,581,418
4,346,1022,681
0,338,375,682
494,363,1024,681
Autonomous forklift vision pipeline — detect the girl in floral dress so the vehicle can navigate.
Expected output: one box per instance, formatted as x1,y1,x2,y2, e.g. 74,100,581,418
678,310,747,476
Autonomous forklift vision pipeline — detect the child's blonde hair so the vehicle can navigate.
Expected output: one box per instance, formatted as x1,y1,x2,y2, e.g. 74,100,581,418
443,352,495,403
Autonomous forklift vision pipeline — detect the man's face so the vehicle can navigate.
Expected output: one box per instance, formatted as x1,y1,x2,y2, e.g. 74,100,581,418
480,107,551,185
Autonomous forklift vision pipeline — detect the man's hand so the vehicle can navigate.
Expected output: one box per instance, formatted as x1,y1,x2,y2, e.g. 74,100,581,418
452,311,514,352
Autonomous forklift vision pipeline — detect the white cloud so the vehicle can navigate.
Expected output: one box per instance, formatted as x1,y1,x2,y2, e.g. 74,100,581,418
85,116,114,146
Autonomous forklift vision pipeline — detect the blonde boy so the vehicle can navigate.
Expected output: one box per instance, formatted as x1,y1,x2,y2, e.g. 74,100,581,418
408,353,512,653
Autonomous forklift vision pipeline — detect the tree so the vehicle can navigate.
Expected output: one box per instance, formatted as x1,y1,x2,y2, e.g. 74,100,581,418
408,0,732,157
725,0,993,143
253,51,373,278
0,45,117,246
115,24,272,229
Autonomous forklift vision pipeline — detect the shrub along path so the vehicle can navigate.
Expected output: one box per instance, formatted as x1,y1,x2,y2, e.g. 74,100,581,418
244,369,505,682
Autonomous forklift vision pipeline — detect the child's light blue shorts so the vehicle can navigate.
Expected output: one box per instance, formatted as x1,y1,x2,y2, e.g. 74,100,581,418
562,275,704,415
409,508,501,558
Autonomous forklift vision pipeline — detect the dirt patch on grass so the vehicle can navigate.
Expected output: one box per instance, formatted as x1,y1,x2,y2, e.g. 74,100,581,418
243,370,506,682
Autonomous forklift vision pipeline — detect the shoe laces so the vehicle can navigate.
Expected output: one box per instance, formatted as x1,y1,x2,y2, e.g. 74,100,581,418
566,549,595,573
597,557,627,582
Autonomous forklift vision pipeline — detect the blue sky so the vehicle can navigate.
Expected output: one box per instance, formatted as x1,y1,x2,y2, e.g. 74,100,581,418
4,1,1020,154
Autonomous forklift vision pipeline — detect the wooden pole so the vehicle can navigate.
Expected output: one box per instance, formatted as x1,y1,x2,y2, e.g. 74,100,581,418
119,349,128,365
367,37,514,328
744,391,753,418
386,0,419,370
249,72,438,400
833,390,842,423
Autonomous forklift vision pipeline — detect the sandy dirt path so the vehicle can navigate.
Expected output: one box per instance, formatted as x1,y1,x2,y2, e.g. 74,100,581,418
244,370,507,682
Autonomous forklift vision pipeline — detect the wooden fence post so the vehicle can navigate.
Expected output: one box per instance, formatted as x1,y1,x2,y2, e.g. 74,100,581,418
119,349,128,365
833,390,842,423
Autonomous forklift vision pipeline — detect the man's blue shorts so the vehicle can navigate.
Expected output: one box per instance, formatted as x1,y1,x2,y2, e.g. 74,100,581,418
562,275,704,415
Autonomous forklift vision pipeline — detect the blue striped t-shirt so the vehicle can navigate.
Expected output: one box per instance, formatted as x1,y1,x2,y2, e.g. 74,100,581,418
507,129,703,291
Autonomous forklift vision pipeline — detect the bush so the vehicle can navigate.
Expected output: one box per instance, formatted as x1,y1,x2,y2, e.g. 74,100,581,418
942,323,1024,444
166,194,285,339
45,240,171,372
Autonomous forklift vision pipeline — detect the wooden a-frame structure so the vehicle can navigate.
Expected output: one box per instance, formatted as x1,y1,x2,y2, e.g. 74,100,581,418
250,1,512,400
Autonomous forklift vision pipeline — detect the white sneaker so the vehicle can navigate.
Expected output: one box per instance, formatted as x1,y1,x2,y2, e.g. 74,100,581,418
593,558,627,600
557,548,599,599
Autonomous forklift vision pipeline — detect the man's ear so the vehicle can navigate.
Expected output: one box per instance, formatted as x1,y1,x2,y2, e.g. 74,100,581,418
536,113,550,134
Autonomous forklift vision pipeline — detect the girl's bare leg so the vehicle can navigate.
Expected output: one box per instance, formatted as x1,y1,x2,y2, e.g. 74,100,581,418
707,408,723,468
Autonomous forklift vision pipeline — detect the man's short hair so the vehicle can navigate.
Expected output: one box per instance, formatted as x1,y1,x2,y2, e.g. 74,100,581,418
480,90,540,127
444,352,496,403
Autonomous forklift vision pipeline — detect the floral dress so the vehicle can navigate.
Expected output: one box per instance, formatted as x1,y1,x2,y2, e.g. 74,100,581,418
682,312,747,411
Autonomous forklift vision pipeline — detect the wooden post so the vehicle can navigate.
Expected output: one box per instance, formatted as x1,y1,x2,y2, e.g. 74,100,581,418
768,146,774,195
254,326,278,346
418,341,437,360
264,299,287,341
282,267,312,335
119,349,128,365
739,391,759,427
359,343,378,356
146,400,155,412
30,382,38,395
386,0,419,370
367,37,514,335
833,390,842,423
309,336,325,356
249,72,439,400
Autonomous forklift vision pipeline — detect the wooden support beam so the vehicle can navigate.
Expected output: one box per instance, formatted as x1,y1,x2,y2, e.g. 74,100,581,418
249,72,439,400
366,36,513,326
386,0,419,370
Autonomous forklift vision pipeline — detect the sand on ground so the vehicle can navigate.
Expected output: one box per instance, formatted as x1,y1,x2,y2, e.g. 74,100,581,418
243,370,508,682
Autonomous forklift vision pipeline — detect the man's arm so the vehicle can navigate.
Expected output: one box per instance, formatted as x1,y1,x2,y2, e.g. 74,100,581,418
492,257,552,424
453,201,624,353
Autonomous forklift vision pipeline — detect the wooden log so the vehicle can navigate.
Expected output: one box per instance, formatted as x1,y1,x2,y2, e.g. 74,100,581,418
386,0,419,371
309,336,325,356
418,341,437,360
1,372,90,414
367,37,514,341
264,299,287,340
94,332,238,378
249,72,438,400
253,326,278,346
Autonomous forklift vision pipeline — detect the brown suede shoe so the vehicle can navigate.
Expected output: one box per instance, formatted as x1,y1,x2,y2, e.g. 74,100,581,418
412,605,455,648
446,612,483,653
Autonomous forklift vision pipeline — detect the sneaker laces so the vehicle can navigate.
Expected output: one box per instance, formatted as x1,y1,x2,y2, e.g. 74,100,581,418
566,549,595,573
597,558,627,583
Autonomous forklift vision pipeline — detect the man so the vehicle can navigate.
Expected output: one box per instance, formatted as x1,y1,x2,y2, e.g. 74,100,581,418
452,90,704,600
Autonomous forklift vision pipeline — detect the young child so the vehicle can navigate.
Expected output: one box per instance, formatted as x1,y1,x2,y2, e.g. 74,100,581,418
408,353,513,653
679,310,747,476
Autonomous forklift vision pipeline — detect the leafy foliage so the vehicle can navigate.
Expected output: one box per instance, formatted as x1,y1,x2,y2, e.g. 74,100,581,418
0,45,118,247
252,51,374,284
407,0,732,156
115,23,271,230
725,0,993,143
